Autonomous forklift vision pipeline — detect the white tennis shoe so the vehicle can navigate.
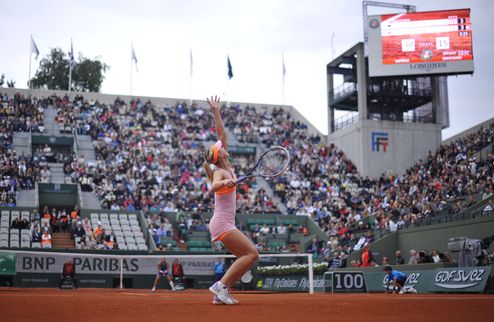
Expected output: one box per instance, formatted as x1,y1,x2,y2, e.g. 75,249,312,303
209,282,235,305
212,294,239,305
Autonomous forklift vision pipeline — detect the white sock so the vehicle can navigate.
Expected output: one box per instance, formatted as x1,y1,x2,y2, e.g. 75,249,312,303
218,281,227,289
169,281,175,290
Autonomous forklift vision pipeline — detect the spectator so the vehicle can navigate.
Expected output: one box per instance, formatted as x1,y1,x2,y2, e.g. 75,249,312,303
157,224,168,239
103,231,117,250
408,249,419,265
94,227,106,247
483,200,493,216
31,226,42,243
93,223,104,241
418,250,433,263
59,210,69,233
360,245,374,267
72,221,86,239
394,250,405,265
328,252,341,269
151,229,160,247
41,231,52,248
19,218,30,230
307,237,320,257
41,221,52,234
431,249,441,263
76,236,87,249
163,218,173,237
277,224,287,234
86,235,96,250
11,217,21,229
259,224,270,235
381,256,390,266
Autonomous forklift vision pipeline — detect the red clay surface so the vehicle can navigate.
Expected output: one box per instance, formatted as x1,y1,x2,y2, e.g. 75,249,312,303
1,288,493,322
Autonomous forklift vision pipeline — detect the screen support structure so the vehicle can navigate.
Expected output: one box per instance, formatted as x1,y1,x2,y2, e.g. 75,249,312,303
363,1,416,56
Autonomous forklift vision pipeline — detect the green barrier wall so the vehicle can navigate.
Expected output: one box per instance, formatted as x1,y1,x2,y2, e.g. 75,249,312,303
348,215,494,265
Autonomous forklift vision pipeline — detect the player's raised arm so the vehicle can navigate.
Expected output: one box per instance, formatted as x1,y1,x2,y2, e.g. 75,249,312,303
206,95,227,149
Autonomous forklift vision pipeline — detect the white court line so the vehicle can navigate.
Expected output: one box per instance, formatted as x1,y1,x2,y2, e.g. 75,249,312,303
120,292,149,296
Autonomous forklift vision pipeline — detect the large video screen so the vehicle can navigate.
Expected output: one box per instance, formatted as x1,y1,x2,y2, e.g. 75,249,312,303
368,9,474,77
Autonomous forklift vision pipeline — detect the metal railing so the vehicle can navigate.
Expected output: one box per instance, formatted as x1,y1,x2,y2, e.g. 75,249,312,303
334,113,359,131
331,83,357,101
368,110,435,124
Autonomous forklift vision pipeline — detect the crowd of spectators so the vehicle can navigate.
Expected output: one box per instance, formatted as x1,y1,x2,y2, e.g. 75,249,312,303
2,90,494,257
52,96,279,215
0,92,47,206
221,103,494,256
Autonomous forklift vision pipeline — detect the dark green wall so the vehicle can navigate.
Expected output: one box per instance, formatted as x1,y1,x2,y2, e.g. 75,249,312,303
32,135,74,146
346,231,399,265
346,216,494,265
398,216,494,262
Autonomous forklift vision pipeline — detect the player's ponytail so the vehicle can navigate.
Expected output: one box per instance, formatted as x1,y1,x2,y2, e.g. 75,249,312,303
203,148,215,182
203,161,214,182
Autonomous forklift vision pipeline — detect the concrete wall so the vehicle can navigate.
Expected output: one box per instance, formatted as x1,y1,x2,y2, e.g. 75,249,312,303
329,119,442,178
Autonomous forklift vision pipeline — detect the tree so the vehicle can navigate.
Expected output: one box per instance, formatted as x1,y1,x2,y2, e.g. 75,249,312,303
31,48,109,92
72,58,109,92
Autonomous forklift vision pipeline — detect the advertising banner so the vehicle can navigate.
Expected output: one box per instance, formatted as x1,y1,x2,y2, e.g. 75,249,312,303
0,252,16,275
365,270,435,294
255,275,326,292
15,252,220,276
430,266,491,292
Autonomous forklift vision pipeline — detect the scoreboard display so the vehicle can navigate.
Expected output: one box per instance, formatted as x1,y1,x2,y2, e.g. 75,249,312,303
368,9,474,77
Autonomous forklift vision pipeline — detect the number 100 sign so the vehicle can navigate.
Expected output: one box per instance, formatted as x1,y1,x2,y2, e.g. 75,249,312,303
324,271,368,293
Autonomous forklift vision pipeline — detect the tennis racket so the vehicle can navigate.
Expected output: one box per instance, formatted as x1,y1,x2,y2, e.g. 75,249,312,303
235,146,290,184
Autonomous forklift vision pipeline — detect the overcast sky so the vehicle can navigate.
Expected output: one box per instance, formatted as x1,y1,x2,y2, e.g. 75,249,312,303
1,0,493,138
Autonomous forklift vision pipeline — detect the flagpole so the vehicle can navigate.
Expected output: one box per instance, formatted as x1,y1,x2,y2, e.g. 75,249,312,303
189,48,192,106
130,43,133,96
68,38,72,93
226,55,233,107
28,35,33,90
282,54,285,106
331,32,336,60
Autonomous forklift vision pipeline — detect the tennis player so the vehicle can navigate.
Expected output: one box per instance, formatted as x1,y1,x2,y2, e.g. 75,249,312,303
152,257,176,291
384,265,407,294
203,95,258,305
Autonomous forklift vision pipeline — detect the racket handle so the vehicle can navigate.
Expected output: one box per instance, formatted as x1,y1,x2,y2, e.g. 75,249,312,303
235,176,247,184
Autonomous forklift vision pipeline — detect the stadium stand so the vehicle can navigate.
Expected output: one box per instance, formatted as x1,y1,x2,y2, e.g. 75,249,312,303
1,89,493,261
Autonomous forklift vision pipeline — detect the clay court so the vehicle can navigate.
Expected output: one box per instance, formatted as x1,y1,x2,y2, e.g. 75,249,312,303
1,288,493,322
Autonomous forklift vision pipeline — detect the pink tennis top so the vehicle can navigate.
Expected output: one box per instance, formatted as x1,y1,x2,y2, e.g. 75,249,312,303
209,169,237,241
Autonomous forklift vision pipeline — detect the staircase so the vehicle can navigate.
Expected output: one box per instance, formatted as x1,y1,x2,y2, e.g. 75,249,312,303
75,134,96,162
80,191,102,210
44,106,60,136
48,163,66,184
12,132,31,156
51,232,74,249
257,177,288,215
16,189,36,208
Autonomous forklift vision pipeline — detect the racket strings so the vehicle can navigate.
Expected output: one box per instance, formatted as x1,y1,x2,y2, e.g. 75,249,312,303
257,148,290,177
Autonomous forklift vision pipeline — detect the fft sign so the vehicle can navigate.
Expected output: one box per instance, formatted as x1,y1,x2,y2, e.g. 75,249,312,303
371,132,389,152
